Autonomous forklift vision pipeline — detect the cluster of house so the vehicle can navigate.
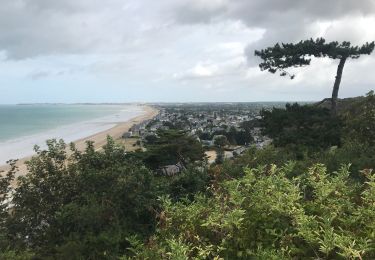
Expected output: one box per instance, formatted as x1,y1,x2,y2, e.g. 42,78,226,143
122,105,273,169
154,106,272,149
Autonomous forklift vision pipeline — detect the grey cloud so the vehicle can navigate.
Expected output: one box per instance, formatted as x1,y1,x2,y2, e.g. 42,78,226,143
234,0,375,65
174,0,228,24
228,0,375,27
0,0,374,102
172,0,375,66
169,0,375,100
173,0,375,26
28,68,77,80
28,70,51,80
0,0,162,59
0,2,97,59
24,0,123,14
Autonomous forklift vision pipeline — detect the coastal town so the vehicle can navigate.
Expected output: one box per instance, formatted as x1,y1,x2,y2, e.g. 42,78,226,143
122,103,282,171
1,0,374,257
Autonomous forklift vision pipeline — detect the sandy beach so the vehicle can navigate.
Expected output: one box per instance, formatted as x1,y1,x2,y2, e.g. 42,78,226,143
0,105,159,179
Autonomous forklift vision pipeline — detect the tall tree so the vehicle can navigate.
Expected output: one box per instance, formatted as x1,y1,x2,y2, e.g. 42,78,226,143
255,38,374,114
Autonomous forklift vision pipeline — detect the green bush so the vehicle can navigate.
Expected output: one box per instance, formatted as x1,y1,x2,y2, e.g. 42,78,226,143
140,130,204,169
130,163,375,259
2,137,159,259
343,91,375,146
260,103,343,149
168,165,210,202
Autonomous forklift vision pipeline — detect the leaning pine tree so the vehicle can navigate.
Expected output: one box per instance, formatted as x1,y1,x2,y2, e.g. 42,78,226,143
255,38,374,115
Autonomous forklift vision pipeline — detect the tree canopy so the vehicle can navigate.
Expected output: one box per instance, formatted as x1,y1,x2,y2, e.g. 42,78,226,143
260,103,342,149
137,130,204,169
255,38,375,114
255,38,374,78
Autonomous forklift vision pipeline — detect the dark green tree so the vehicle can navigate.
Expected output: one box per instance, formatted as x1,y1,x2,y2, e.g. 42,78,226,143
255,38,374,114
213,135,228,148
141,130,204,169
260,103,342,149
344,90,375,145
0,160,16,251
168,165,210,202
3,137,158,259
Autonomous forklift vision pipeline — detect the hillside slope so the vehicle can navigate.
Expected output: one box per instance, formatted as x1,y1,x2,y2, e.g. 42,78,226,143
314,95,366,114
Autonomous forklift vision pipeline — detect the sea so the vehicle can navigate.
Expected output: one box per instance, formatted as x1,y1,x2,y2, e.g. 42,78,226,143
0,104,144,164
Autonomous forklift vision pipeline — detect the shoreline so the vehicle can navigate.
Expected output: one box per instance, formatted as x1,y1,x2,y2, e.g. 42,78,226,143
0,105,159,178
70,105,158,152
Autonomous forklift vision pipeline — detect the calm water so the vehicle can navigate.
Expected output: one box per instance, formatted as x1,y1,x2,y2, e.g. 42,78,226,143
0,104,132,142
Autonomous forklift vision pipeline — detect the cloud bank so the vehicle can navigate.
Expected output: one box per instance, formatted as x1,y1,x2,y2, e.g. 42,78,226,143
0,0,374,102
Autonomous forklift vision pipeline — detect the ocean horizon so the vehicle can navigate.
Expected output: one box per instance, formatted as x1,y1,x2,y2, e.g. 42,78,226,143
0,104,144,164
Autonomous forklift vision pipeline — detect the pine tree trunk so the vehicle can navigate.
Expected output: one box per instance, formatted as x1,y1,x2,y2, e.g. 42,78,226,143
331,57,347,115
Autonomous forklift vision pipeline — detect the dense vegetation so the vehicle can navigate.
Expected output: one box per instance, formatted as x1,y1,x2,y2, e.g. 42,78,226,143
197,126,253,146
0,92,374,259
131,164,375,259
260,103,342,149
134,130,204,170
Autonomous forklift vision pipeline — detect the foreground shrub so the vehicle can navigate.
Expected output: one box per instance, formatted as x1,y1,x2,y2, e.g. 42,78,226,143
131,163,375,259
1,137,158,259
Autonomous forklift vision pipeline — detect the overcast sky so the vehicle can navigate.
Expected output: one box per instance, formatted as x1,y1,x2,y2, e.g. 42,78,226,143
0,0,374,103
